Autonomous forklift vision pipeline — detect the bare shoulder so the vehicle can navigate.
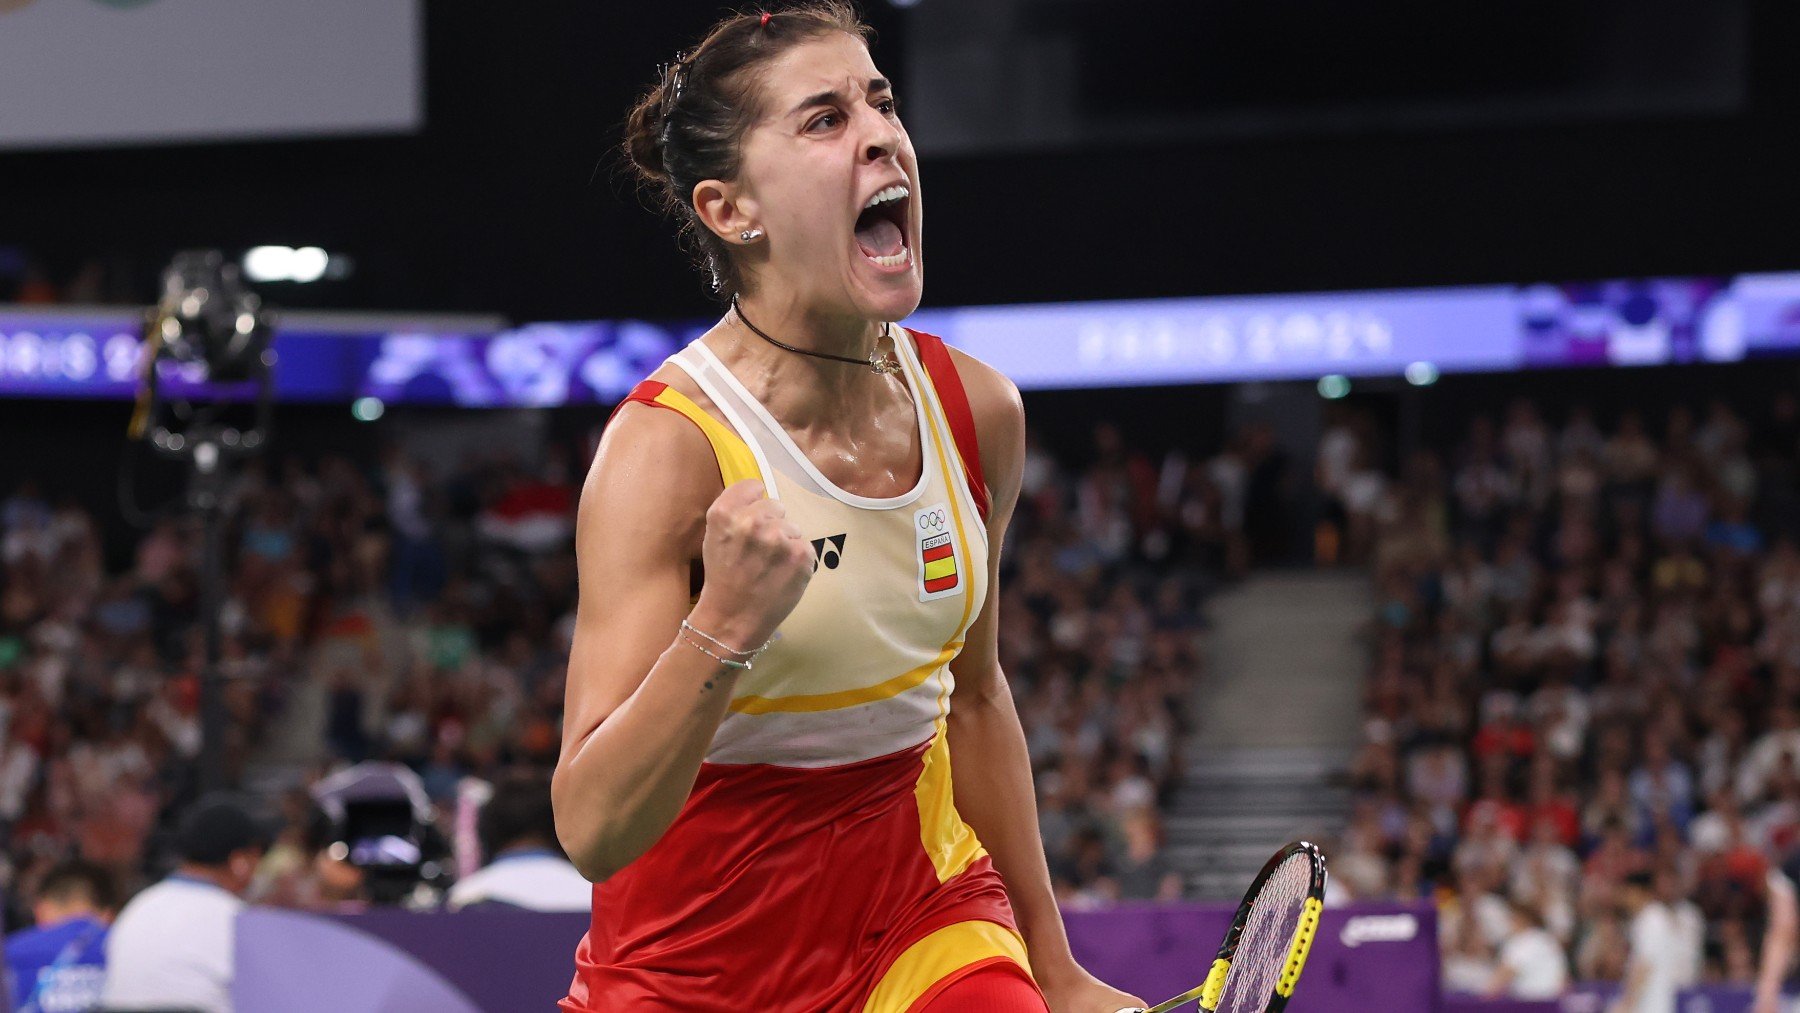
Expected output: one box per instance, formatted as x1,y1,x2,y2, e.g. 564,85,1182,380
581,370,723,563
941,344,1023,424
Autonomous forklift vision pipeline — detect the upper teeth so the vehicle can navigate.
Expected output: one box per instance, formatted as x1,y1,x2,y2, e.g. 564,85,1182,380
864,185,909,209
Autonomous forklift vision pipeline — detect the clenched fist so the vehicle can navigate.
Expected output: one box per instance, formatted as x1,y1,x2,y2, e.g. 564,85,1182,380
687,479,814,652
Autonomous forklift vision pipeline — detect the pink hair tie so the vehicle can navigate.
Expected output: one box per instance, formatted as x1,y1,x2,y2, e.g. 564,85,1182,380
759,11,772,27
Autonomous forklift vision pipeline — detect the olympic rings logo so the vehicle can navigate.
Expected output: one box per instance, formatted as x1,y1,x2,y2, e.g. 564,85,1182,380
917,508,948,531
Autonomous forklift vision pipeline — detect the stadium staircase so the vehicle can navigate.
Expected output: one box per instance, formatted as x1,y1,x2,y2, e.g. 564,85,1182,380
1167,571,1366,898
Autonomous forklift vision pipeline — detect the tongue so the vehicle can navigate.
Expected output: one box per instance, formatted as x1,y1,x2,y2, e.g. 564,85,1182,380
855,217,905,258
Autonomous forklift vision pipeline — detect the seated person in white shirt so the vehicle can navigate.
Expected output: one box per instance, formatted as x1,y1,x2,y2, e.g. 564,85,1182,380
1487,898,1570,1000
1611,869,1680,1013
445,771,591,912
101,794,273,1013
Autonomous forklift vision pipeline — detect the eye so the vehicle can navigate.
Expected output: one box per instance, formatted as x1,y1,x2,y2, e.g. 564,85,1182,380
877,97,900,116
806,111,840,133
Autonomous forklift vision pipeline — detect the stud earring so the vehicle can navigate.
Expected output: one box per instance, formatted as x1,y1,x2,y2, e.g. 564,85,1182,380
740,228,764,243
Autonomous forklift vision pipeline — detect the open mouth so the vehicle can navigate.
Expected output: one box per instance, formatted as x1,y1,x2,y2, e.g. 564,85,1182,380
854,184,912,269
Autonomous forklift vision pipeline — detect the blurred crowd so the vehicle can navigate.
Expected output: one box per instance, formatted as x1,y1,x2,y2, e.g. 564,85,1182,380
1329,391,1800,998
0,412,1243,935
0,442,595,926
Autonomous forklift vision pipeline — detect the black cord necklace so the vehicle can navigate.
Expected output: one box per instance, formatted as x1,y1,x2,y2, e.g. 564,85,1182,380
731,296,901,375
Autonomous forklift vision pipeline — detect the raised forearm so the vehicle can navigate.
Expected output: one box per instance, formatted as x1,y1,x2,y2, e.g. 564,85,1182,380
553,630,744,882
946,679,1076,971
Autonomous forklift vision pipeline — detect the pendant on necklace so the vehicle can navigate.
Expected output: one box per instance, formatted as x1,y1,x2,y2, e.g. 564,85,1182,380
869,352,902,375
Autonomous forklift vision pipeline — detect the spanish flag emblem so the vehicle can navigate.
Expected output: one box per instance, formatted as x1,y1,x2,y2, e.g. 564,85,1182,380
915,502,962,602
923,537,958,593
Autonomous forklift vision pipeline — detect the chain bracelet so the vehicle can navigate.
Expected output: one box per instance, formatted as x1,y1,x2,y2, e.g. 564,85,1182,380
678,619,772,671
680,619,772,658
678,628,753,670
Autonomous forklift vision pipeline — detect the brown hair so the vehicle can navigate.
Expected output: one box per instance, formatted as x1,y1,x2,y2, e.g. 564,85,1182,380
623,3,873,300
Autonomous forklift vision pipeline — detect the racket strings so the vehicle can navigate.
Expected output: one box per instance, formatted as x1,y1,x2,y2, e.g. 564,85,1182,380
1214,854,1311,1012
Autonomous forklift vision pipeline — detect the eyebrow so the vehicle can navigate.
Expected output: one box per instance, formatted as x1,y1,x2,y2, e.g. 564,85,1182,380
787,77,891,118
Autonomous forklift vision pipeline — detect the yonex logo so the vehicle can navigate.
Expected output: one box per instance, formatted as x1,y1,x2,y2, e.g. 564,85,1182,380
810,533,846,571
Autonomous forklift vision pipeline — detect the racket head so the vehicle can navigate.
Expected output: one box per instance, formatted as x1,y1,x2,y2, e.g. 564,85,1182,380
1198,841,1328,1013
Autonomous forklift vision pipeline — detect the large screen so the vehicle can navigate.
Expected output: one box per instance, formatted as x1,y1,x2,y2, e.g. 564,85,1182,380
909,274,1789,390
1,271,1797,404
0,0,421,150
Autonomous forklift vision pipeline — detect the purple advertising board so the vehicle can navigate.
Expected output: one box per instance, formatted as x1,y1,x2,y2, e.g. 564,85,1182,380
1443,991,1609,1013
1060,902,1437,1011
1447,987,1800,1013
7,269,1800,404
235,902,1800,1011
233,902,1440,1012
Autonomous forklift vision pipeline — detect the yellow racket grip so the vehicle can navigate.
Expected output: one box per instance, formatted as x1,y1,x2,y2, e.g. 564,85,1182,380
1198,958,1230,1010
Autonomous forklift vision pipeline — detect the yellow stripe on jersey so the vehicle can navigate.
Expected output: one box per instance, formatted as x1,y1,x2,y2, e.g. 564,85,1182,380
728,643,961,714
914,719,986,883
862,919,1032,1013
649,385,762,489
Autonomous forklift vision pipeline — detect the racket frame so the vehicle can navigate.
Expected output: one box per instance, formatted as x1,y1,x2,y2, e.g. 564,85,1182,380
1135,840,1328,1013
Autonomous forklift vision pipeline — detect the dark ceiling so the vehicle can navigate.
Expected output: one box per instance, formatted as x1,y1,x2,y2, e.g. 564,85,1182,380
4,0,1799,323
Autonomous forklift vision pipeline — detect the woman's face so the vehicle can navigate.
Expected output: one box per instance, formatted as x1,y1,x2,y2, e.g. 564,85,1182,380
722,33,922,322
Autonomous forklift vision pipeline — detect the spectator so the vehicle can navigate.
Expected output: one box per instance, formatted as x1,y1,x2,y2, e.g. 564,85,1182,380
101,795,272,1013
1739,706,1800,805
1658,867,1704,990
1442,909,1498,996
1486,898,1569,1000
1110,810,1183,903
1612,870,1679,1013
445,771,589,912
4,860,115,1013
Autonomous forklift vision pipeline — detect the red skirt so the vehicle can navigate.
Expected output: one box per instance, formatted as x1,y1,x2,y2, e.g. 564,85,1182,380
561,733,1021,1012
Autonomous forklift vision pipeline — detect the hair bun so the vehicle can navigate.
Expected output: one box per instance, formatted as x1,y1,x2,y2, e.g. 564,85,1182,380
624,84,670,181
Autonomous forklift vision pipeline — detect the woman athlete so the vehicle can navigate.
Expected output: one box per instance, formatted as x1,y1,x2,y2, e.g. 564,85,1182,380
552,5,1145,1011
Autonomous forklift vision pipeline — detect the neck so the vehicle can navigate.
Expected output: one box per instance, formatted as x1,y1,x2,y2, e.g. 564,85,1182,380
34,904,96,927
734,291,887,362
714,292,899,428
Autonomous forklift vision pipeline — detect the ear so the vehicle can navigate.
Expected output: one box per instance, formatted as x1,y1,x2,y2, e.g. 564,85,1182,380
235,848,262,878
692,178,759,245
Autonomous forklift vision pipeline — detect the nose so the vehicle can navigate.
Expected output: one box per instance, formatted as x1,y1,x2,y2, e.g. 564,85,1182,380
859,107,901,164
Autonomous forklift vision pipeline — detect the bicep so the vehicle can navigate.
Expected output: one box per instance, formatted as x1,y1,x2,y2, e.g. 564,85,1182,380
559,405,718,754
